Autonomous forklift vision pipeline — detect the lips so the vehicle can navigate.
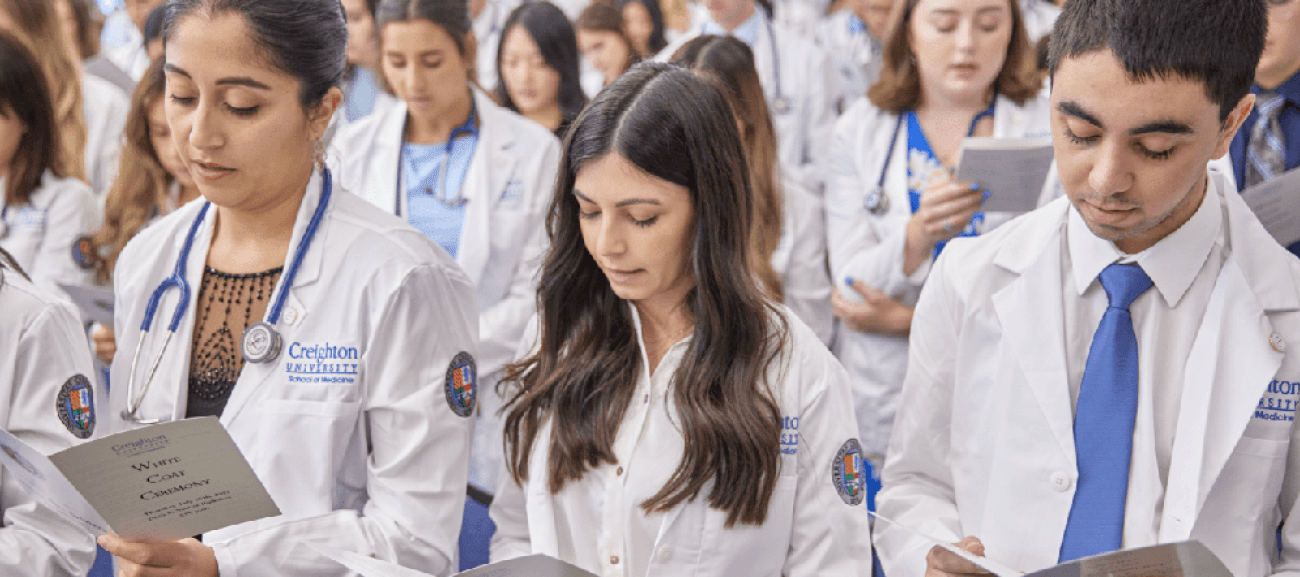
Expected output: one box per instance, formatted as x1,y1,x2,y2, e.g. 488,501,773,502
191,160,236,181
1083,201,1137,226
603,267,642,284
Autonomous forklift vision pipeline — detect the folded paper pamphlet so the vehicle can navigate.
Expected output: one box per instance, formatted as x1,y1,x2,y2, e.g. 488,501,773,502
309,542,598,577
955,137,1055,213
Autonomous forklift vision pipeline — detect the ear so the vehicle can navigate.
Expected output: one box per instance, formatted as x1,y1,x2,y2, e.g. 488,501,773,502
463,30,479,75
310,86,344,140
1212,93,1255,160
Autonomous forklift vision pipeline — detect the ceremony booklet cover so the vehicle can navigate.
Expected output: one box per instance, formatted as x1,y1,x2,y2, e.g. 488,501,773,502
0,417,279,541
59,284,115,326
871,512,1231,577
954,136,1055,213
308,542,598,577
1240,167,1300,247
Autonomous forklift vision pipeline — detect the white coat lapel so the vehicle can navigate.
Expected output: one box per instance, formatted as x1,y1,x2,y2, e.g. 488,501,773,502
379,104,406,216
1159,255,1281,541
990,202,1077,461
456,91,515,288
154,202,216,423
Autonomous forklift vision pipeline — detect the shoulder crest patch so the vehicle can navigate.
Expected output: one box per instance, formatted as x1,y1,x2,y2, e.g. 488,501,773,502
71,235,96,270
56,374,95,439
832,438,866,506
445,351,477,418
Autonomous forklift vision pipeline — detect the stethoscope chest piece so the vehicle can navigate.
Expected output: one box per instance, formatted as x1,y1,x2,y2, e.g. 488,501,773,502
772,96,792,115
865,185,890,215
241,320,282,364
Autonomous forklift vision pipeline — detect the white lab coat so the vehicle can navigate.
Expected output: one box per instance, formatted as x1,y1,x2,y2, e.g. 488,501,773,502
83,74,130,198
876,170,1300,577
773,177,834,346
489,307,874,577
0,171,101,298
1020,0,1061,44
660,14,840,197
475,0,510,92
825,92,1054,458
105,171,478,577
332,88,560,494
816,9,882,113
770,0,828,39
0,269,99,576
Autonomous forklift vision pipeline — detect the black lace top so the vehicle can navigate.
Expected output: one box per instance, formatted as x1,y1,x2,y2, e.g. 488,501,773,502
186,266,283,418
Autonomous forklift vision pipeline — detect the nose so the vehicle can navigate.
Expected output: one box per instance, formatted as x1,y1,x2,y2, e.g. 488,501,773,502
956,20,977,52
1087,141,1134,197
402,64,426,95
188,98,225,152
595,216,626,259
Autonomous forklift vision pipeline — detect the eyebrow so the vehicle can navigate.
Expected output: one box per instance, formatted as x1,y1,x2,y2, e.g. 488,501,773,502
1056,100,1194,136
573,189,662,208
163,63,272,90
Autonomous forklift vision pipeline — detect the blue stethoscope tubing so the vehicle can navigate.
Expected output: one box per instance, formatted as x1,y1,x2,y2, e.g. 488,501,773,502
121,168,334,423
394,97,479,214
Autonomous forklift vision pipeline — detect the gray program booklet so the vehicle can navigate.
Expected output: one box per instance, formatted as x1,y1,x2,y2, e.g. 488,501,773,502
309,543,597,577
0,417,279,541
1241,167,1300,247
955,136,1055,213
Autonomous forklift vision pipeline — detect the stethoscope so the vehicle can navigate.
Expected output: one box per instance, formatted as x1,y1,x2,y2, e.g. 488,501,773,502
0,206,7,240
395,97,479,213
864,98,998,215
120,168,334,424
763,17,791,115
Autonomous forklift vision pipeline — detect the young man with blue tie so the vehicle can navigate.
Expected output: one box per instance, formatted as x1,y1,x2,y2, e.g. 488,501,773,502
875,1,1300,576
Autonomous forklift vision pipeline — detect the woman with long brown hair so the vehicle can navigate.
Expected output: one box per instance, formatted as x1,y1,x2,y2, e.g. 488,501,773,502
672,34,833,345
86,58,200,364
0,30,99,297
825,0,1052,502
576,1,640,88
490,62,870,576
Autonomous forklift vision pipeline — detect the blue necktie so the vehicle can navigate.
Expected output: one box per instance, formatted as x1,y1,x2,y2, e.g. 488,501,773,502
1059,263,1153,562
1246,91,1286,188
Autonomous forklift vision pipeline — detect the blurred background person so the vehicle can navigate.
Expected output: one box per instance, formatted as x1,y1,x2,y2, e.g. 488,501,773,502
55,0,134,93
619,0,668,55
672,35,834,345
473,0,520,92
340,0,396,125
0,29,99,298
102,0,163,81
496,1,587,138
825,0,1049,506
577,1,639,90
819,0,897,111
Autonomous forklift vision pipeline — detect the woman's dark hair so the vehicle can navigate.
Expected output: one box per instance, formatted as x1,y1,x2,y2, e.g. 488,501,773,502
90,58,172,285
671,35,783,303
143,3,168,46
0,31,61,207
1047,0,1266,122
494,2,587,128
502,62,788,528
0,246,30,285
577,0,641,68
616,0,666,54
377,0,473,61
66,0,100,59
164,0,348,109
869,0,1040,111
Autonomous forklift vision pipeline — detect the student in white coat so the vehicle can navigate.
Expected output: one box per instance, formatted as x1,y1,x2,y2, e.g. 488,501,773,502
670,35,834,345
490,63,872,577
0,250,100,577
659,0,839,197
1019,0,1060,43
826,0,1048,481
876,2,1300,577
332,0,561,498
816,0,896,109
97,1,477,575
0,32,99,297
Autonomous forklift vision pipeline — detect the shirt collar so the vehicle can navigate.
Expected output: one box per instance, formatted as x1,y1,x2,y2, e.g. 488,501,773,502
701,4,766,47
1254,68,1300,107
1067,176,1223,307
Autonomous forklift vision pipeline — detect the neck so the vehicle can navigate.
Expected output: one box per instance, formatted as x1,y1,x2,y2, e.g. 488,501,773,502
712,2,756,32
635,296,695,348
525,102,563,131
206,169,312,274
406,89,474,144
178,185,200,205
1257,64,1299,92
918,82,994,114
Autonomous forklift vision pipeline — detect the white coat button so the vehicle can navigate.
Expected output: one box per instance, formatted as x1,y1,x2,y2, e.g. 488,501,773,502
1050,472,1073,492
656,546,672,562
284,306,299,325
1271,332,1286,352
616,466,624,476
609,555,620,565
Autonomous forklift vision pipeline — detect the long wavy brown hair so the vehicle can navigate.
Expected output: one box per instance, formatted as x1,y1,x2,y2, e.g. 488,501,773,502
501,62,789,528
868,0,1041,112
671,35,784,302
0,32,60,208
89,59,172,285
0,0,87,183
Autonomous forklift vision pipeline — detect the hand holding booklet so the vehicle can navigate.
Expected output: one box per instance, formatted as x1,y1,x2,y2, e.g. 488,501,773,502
955,137,1055,213
0,417,279,541
871,511,1232,577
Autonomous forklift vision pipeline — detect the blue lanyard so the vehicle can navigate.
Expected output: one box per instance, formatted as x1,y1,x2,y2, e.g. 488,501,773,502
397,97,479,211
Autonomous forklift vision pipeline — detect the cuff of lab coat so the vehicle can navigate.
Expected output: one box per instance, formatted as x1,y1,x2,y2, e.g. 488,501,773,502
212,543,238,577
904,253,934,288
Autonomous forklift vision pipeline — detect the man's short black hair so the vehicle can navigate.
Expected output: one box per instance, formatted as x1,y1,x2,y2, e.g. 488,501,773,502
1048,0,1267,121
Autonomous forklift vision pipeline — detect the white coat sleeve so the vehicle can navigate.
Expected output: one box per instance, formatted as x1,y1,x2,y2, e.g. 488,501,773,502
783,334,874,577
781,182,834,346
26,181,99,297
873,254,965,577
0,296,98,576
792,45,841,197
210,262,478,577
825,112,926,298
477,138,561,379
